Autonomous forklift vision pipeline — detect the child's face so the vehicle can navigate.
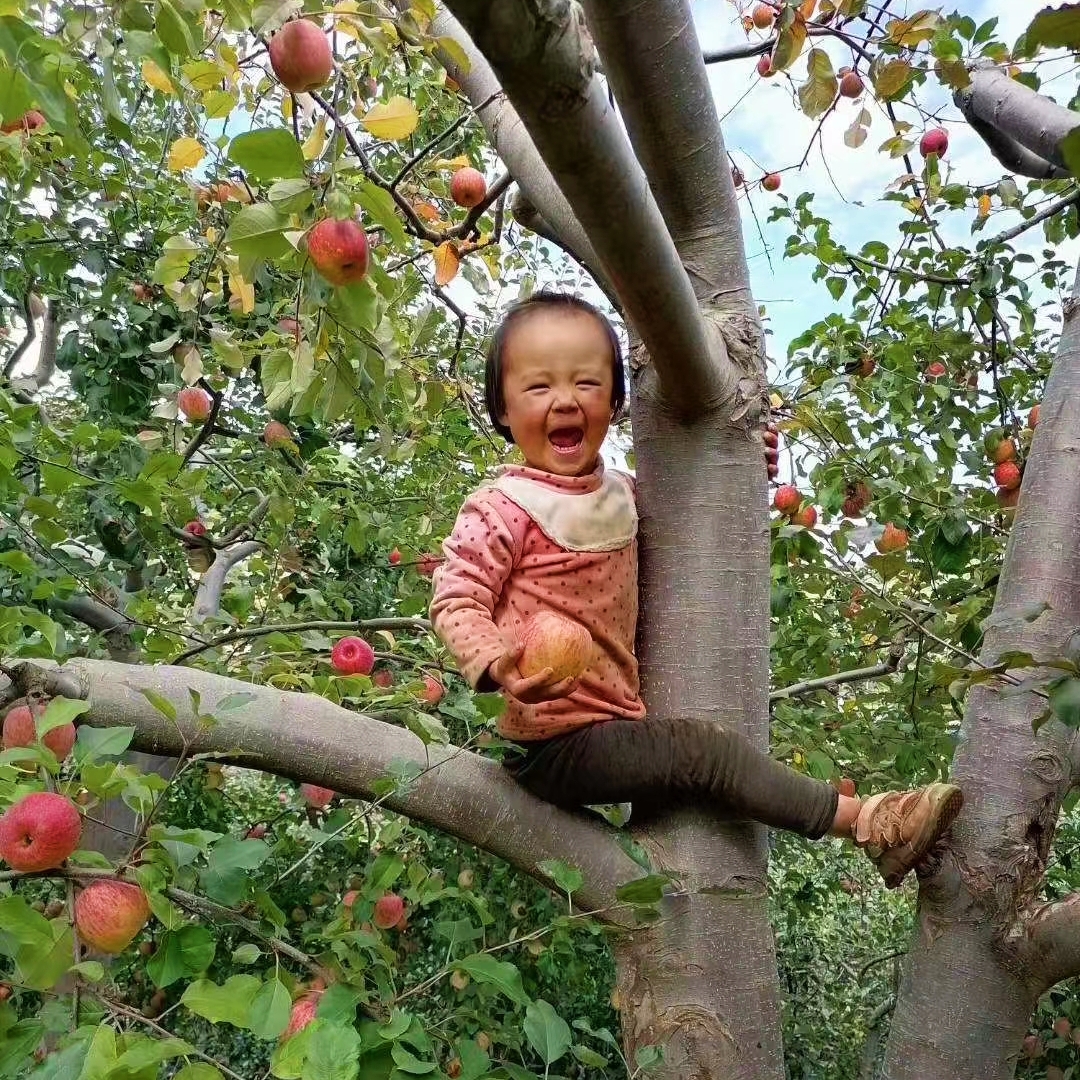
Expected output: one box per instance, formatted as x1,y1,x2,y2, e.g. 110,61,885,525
498,309,616,476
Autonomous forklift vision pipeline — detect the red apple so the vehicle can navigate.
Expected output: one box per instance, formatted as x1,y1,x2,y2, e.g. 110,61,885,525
450,167,487,208
762,173,781,192
299,784,335,809
0,110,45,135
518,612,593,683
756,54,774,77
791,505,817,528
74,881,150,954
421,673,444,705
0,792,82,871
183,520,207,537
772,485,802,516
264,420,294,449
373,669,394,689
331,636,375,675
1028,404,1040,430
2,703,75,760
306,218,369,286
178,387,212,422
245,823,267,839
268,20,334,94
277,317,301,340
875,522,909,554
389,548,401,565
373,893,404,929
839,71,863,98
342,889,359,908
919,127,948,159
281,992,320,1041
751,3,774,28
925,361,947,380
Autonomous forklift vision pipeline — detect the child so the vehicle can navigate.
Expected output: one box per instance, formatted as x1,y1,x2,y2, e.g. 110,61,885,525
430,290,962,889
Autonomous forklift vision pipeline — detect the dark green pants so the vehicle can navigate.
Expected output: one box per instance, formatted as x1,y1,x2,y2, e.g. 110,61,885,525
505,716,838,839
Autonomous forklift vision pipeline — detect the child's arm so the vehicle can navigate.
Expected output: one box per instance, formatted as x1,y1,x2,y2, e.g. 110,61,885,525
429,492,520,690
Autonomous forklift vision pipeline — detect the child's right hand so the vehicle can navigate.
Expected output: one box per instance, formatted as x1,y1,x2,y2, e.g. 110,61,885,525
486,643,580,705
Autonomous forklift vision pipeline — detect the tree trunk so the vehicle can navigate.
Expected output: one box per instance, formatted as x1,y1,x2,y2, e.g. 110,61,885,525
883,262,1080,1078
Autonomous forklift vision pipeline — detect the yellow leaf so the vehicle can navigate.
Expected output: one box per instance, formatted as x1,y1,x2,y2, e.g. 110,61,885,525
142,59,175,95
885,10,941,47
978,193,992,218
871,58,914,101
302,115,327,160
360,95,419,140
433,242,460,286
168,136,206,172
412,200,441,222
229,273,255,313
771,20,808,72
432,154,470,172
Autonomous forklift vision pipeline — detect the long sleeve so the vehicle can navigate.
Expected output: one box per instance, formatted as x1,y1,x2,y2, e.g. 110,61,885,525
429,490,521,689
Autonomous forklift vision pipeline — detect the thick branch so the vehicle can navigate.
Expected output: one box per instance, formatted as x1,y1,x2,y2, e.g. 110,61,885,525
955,66,1077,179
30,658,641,923
580,0,754,308
441,0,725,418
420,4,606,287
1021,893,1080,989
192,540,262,624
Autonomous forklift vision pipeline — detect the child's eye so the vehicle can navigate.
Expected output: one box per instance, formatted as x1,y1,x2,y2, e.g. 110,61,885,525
526,383,548,392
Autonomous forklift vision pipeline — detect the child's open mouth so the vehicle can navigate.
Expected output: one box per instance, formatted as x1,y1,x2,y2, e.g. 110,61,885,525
548,427,585,455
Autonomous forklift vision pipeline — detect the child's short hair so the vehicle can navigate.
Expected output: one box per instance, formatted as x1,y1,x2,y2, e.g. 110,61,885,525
483,290,627,443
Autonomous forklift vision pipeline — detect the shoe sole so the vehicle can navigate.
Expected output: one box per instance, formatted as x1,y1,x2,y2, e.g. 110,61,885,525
880,783,964,889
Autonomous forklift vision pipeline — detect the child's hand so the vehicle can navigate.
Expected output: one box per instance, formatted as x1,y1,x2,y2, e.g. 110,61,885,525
487,644,580,705
765,422,780,480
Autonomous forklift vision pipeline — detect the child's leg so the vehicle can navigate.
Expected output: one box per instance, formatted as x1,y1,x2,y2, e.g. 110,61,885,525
511,715,839,838
510,716,962,888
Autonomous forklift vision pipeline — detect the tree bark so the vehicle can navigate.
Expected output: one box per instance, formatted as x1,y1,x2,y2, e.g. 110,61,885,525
955,65,1077,179
440,0,725,418
426,5,607,289
882,261,1080,1078
4,658,642,919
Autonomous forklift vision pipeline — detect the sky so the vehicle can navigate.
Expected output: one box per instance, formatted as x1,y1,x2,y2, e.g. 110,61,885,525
689,0,1078,378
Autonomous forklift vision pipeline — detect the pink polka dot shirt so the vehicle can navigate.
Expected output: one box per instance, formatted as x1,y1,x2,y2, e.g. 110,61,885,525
430,461,647,741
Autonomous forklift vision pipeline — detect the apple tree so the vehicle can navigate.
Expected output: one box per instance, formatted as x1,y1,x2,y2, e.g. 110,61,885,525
4,1,1080,1079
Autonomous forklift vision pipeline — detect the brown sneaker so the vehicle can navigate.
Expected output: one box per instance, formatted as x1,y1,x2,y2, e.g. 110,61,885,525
852,782,963,889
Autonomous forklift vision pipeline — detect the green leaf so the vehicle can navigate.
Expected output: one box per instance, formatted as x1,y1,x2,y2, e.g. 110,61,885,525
148,925,217,988
1026,5,1080,50
201,836,270,904
175,1066,226,1080
454,954,530,1006
229,128,305,180
1061,128,1080,179
250,977,293,1039
16,923,74,990
523,1000,571,1066
180,974,261,1028
232,943,263,964
614,873,671,905
306,1022,363,1080
538,859,583,895
74,724,136,763
389,1044,435,1076
225,202,293,271
1049,676,1080,728
355,180,407,249
155,0,198,55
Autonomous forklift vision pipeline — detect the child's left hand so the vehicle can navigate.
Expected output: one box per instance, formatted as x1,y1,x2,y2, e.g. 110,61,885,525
765,422,779,480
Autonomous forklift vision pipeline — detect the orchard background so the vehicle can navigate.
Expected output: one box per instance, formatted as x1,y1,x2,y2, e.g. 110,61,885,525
4,0,1080,1078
